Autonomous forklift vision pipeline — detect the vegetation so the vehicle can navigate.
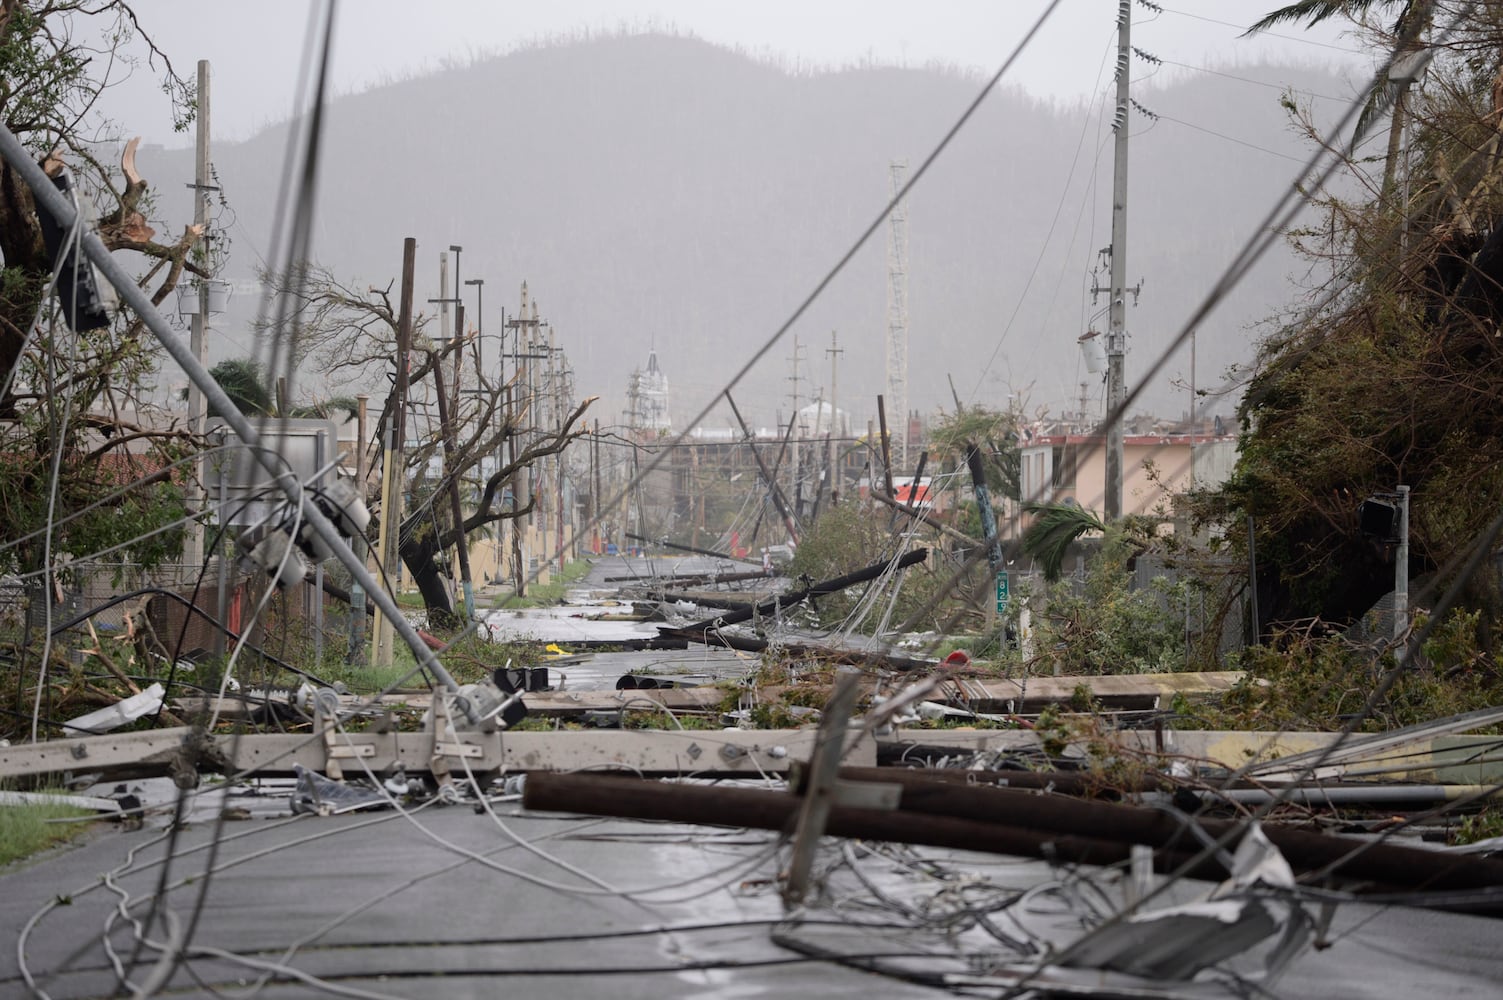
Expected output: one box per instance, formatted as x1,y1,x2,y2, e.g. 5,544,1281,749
787,501,950,631
1196,7,1503,654
0,3,204,583
1179,609,1500,733
0,794,91,867
1029,531,1203,675
493,559,591,608
207,357,358,421
254,263,595,627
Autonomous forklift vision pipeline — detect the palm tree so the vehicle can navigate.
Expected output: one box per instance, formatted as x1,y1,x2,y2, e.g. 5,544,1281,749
208,357,358,421
207,358,273,418
1250,1,1432,201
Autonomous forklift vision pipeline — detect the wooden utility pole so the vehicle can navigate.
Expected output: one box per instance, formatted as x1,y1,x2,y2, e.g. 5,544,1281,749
431,346,473,624
877,394,895,499
371,237,416,668
185,59,211,576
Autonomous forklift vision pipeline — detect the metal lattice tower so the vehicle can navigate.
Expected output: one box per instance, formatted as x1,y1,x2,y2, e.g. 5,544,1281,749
885,160,910,469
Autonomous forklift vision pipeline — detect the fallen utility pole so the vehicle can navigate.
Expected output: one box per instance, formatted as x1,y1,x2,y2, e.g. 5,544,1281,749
871,488,976,546
605,570,770,585
657,624,939,672
523,771,1503,900
677,547,928,630
724,392,800,544
655,594,754,613
0,128,459,694
0,727,866,782
624,532,754,564
523,771,1219,880
833,764,1163,798
824,769,1503,894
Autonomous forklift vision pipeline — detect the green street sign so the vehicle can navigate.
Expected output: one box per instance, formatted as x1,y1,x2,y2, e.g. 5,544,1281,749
995,570,1010,615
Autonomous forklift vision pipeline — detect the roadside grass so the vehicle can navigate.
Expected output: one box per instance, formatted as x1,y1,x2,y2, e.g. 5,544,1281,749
0,793,93,867
492,560,592,609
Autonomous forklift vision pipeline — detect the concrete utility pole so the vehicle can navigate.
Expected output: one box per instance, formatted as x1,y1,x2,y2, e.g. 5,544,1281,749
826,330,843,505
503,283,543,594
592,418,601,554
371,237,416,668
348,394,369,663
787,336,803,517
885,160,910,471
1105,0,1131,521
185,59,211,577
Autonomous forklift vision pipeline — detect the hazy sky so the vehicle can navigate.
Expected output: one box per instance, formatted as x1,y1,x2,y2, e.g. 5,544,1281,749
107,0,1371,147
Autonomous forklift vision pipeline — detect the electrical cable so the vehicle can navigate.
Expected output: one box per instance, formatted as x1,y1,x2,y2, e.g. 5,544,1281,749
17,3,1496,992
1158,111,1310,162
1156,56,1353,102
1158,5,1369,54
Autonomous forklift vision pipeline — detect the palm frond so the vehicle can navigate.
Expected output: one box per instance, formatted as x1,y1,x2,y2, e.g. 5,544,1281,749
207,357,272,417
1246,1,1393,33
1021,502,1107,582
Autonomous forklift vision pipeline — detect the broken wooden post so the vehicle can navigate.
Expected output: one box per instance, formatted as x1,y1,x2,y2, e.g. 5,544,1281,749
783,673,860,905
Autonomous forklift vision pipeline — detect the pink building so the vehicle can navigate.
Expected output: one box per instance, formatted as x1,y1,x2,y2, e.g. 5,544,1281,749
1018,431,1236,525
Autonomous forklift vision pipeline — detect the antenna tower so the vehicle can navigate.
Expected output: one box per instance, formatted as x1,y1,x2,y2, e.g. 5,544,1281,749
885,161,910,469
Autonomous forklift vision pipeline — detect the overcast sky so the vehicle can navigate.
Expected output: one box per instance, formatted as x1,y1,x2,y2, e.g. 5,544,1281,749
106,0,1371,147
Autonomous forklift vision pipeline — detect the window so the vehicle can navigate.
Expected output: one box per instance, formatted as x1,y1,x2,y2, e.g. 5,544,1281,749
1051,444,1078,489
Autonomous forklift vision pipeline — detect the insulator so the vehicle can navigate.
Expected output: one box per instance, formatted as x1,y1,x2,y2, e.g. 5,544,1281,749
242,528,308,589
315,479,371,539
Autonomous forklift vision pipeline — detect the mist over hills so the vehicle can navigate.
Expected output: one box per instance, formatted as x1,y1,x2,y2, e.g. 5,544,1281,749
136,32,1351,434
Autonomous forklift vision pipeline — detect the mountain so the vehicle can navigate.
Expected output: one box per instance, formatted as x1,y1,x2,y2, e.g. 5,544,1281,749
134,32,1354,437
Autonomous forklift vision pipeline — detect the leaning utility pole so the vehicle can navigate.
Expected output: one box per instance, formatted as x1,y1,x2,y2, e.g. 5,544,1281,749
1104,0,1130,521
184,59,211,575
